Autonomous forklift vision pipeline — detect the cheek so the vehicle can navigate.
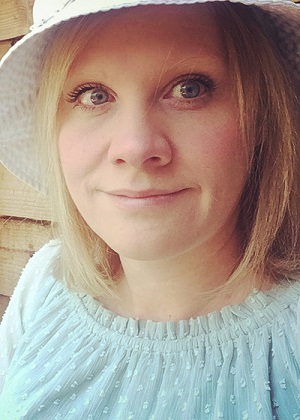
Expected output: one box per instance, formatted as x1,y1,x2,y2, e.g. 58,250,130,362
58,122,105,185
177,111,245,174
208,123,247,191
208,124,245,172
176,111,248,213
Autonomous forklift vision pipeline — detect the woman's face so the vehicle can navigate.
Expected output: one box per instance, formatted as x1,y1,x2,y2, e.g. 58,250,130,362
58,4,247,261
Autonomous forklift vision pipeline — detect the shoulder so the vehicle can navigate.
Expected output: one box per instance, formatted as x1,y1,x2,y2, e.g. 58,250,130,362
277,280,300,360
0,239,64,388
3,239,63,325
21,238,62,277
16,238,62,291
296,284,300,339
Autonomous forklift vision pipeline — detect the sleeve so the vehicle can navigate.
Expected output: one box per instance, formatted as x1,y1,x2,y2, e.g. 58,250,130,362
0,239,61,393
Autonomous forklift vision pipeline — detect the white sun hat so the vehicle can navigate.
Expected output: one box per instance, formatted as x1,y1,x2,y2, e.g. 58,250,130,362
0,0,299,194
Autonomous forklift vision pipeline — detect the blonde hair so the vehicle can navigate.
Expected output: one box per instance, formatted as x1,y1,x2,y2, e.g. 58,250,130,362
35,15,120,296
35,3,300,297
212,3,300,285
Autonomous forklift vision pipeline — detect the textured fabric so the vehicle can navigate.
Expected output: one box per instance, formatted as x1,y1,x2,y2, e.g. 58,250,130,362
0,0,299,193
0,240,300,419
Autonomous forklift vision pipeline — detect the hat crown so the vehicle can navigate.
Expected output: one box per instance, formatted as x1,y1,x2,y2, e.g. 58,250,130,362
32,0,152,28
33,0,73,26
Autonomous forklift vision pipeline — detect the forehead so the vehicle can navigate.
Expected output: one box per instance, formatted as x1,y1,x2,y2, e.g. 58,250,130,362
69,4,225,76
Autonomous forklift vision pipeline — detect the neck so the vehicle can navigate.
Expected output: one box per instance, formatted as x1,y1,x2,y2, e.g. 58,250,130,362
100,229,262,321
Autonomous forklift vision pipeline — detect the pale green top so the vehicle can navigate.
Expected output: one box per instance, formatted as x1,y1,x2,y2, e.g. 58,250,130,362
0,240,300,419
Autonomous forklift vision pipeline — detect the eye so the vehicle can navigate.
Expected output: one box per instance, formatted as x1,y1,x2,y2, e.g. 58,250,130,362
165,74,216,103
81,87,109,106
66,83,114,110
173,80,203,99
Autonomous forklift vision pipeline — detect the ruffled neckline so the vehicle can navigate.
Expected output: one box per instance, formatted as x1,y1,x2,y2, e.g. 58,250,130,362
69,281,300,346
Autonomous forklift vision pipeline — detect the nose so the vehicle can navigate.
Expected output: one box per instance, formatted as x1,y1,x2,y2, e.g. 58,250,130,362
107,110,172,170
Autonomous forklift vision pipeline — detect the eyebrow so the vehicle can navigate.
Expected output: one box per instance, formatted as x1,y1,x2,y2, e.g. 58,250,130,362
64,52,227,91
167,55,226,71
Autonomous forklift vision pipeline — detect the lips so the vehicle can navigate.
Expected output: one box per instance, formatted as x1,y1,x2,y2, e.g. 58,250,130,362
102,188,189,210
106,189,186,198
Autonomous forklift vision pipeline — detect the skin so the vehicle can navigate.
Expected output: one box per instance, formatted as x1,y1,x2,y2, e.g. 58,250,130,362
58,4,254,321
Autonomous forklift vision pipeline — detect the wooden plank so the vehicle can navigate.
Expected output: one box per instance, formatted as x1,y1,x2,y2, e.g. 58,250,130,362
0,38,11,58
0,248,31,296
0,0,33,40
0,217,52,251
0,164,52,221
0,218,52,296
0,294,10,320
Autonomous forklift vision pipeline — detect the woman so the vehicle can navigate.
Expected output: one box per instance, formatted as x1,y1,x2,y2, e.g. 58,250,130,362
0,0,299,418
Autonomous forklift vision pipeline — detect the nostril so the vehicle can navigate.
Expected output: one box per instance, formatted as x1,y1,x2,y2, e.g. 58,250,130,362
108,133,172,168
114,155,162,166
150,156,161,162
115,158,126,165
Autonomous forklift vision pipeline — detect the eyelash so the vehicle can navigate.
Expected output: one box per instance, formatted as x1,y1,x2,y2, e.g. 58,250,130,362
66,83,105,104
165,74,217,107
65,74,217,111
168,74,216,95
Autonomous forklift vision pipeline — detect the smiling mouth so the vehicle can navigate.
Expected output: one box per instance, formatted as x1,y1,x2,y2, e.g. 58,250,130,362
108,189,187,198
103,188,189,209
